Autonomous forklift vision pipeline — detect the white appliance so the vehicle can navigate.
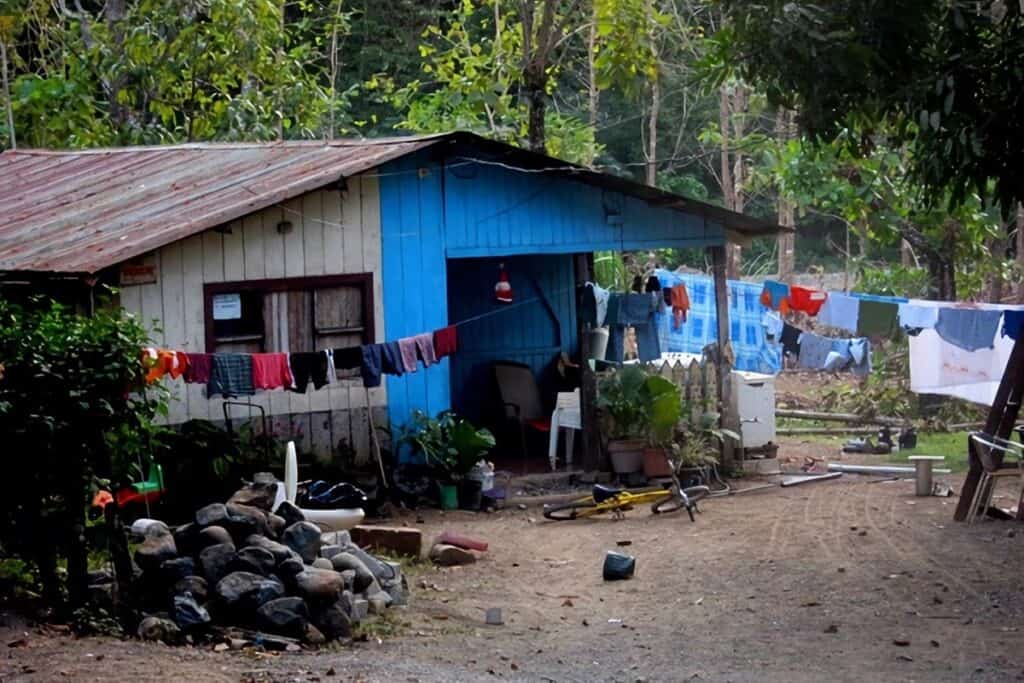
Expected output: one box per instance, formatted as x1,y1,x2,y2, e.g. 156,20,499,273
728,370,776,450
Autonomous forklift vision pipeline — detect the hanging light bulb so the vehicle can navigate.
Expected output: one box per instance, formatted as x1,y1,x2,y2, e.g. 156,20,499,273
494,262,513,304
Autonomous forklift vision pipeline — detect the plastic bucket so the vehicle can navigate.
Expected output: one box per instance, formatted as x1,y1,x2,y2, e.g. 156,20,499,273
438,483,459,510
589,327,609,361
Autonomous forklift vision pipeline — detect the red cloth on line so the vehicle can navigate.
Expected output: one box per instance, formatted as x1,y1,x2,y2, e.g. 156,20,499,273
184,353,213,383
789,285,828,316
251,353,293,390
433,325,458,358
670,284,690,330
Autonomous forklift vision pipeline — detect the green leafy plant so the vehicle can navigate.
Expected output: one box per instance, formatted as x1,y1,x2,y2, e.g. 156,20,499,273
399,411,495,483
671,411,738,469
597,365,683,445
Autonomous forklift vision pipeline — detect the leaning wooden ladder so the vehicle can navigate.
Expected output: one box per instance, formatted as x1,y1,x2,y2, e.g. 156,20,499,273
954,334,1024,521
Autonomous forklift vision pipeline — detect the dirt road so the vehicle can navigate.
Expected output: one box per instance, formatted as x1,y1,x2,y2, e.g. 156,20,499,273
3,474,1023,682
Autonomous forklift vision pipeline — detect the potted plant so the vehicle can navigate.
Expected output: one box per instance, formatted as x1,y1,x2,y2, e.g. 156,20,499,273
399,410,496,510
641,374,682,478
597,366,648,473
598,366,683,475
671,412,739,486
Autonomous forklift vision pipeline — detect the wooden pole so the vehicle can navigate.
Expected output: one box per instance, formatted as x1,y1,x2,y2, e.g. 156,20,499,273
575,253,603,472
710,245,736,472
776,408,907,427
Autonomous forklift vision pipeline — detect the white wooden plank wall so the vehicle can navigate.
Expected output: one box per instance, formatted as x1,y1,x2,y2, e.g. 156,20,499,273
117,180,386,461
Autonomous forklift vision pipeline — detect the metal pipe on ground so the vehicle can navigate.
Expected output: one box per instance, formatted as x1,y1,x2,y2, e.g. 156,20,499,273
827,463,952,475
776,409,907,427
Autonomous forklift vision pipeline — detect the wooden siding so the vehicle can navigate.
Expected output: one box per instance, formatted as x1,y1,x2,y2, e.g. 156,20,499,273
118,178,386,463
447,255,578,426
443,161,724,257
379,152,451,440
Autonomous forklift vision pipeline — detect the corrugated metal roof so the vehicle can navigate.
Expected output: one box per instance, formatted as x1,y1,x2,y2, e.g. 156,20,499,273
0,135,446,273
0,131,784,274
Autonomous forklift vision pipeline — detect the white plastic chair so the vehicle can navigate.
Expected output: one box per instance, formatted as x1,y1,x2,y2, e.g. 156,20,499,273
548,389,581,470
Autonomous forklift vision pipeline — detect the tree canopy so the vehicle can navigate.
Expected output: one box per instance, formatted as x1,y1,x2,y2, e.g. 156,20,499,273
717,0,1024,216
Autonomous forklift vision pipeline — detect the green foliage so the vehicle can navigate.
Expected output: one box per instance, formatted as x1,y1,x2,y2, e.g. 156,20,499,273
593,0,666,97
597,365,683,445
0,294,167,605
367,0,598,164
718,0,1024,217
399,410,495,482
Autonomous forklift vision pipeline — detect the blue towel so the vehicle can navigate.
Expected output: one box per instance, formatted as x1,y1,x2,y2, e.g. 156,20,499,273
1003,310,1024,340
934,308,1001,351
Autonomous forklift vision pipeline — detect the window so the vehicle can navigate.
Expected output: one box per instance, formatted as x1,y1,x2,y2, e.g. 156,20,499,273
203,275,374,359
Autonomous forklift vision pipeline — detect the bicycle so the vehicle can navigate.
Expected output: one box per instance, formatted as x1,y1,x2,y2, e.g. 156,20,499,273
542,463,711,522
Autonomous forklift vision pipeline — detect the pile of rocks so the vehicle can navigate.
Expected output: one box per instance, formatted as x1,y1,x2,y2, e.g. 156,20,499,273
128,480,407,647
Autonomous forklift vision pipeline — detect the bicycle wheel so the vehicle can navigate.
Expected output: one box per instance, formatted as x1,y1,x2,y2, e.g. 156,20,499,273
543,498,600,521
650,485,711,515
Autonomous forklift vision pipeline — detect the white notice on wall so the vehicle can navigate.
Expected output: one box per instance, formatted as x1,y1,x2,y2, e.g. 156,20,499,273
212,293,242,320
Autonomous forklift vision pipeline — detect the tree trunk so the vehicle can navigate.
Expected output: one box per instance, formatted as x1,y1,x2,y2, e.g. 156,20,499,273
900,239,914,266
718,86,741,278
646,76,660,186
0,38,14,149
585,3,598,169
525,78,546,153
1017,203,1024,303
775,108,796,278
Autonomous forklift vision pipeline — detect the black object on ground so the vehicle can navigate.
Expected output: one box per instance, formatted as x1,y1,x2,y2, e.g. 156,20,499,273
603,551,635,581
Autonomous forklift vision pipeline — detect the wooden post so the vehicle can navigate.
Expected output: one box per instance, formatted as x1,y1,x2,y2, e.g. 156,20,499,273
575,253,603,472
710,245,736,472
954,333,1024,521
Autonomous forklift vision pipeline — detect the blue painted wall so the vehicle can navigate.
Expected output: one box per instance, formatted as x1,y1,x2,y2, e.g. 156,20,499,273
379,152,451,440
380,152,729,455
447,255,577,426
443,161,724,256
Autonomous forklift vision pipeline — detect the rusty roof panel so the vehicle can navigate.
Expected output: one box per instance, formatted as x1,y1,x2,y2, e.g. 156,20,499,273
0,132,784,274
0,136,445,273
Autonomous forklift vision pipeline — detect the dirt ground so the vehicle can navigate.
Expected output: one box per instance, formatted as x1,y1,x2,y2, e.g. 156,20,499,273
3,449,1024,682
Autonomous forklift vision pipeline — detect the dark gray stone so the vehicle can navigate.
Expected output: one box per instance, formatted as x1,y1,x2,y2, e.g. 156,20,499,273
243,534,293,564
195,503,229,528
171,576,208,603
330,553,376,593
173,523,198,557
303,623,326,646
172,592,211,630
229,546,276,577
342,544,393,581
267,514,286,538
282,522,323,564
134,533,178,573
294,568,345,603
198,543,236,585
215,571,285,612
225,503,269,541
311,558,333,570
276,556,305,579
227,482,278,511
256,596,309,638
137,616,181,644
160,557,196,584
196,525,233,550
274,501,305,527
311,601,352,640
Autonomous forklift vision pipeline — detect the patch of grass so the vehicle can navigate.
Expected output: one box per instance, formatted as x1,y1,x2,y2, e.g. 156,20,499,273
888,431,972,472
354,610,408,640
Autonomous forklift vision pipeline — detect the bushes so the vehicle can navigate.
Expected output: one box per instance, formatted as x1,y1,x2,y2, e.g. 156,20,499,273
0,295,166,609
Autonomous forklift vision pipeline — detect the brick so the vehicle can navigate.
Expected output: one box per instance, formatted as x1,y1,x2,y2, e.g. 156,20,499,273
349,525,422,558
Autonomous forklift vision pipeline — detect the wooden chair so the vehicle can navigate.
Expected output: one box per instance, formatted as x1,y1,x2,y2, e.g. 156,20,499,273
966,432,1024,524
